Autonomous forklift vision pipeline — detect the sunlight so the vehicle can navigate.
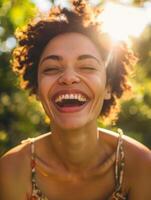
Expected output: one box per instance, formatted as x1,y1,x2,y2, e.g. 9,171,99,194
101,2,151,42
31,0,52,12
32,0,151,42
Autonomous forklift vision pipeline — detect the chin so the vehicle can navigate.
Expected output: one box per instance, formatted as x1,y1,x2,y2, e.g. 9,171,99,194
52,117,91,131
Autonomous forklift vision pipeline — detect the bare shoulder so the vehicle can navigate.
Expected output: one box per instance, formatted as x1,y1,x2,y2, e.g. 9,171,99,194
101,128,151,199
0,140,32,200
122,135,151,199
0,132,50,171
123,134,151,169
0,133,50,200
99,127,151,164
0,139,31,170
104,130,151,179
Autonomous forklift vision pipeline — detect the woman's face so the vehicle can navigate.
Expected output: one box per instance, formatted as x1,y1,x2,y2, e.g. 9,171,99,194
37,32,110,130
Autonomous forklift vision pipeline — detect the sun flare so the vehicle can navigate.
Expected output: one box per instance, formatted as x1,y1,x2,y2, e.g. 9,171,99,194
32,0,151,43
100,2,150,42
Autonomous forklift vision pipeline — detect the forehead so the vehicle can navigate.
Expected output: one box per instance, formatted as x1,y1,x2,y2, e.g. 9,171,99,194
40,32,102,61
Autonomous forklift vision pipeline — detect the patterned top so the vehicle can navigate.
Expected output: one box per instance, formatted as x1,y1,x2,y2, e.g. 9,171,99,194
29,130,127,200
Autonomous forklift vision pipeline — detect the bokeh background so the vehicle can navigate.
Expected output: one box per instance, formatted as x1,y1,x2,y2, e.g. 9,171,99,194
0,0,151,156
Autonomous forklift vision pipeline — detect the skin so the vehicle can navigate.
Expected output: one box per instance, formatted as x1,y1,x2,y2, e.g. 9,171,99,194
37,32,111,171
0,32,151,200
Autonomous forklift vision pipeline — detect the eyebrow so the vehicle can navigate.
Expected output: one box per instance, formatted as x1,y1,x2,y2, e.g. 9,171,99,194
40,55,63,65
77,54,101,65
40,54,101,65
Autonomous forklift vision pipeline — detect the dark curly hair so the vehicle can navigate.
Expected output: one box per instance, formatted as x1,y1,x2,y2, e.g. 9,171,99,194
12,0,137,120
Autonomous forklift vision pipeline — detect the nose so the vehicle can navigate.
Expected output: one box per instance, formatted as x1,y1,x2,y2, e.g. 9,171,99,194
58,68,80,85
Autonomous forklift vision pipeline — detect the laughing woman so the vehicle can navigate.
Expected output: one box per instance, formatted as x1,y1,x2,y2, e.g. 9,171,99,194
0,1,151,200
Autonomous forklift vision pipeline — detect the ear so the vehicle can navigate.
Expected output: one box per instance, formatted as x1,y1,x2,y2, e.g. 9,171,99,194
104,85,111,100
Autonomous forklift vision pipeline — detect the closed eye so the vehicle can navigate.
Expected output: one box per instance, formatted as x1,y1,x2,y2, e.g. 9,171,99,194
42,67,62,74
79,66,97,71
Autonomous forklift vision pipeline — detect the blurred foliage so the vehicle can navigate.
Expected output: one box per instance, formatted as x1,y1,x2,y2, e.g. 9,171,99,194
0,0,151,156
0,0,50,156
116,24,151,148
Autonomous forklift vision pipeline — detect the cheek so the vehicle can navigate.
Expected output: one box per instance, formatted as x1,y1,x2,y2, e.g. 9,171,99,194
89,73,107,94
37,76,55,116
37,75,55,99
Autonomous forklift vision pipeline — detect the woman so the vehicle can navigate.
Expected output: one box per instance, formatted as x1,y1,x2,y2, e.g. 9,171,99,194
0,1,151,200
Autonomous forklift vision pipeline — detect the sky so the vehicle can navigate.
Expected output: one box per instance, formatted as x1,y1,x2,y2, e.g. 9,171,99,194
31,0,151,42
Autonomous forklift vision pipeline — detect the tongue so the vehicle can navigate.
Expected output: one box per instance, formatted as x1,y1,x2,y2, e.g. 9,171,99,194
57,99,85,108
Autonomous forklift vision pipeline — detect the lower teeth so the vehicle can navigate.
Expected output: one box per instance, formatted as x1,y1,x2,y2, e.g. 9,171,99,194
57,99,85,107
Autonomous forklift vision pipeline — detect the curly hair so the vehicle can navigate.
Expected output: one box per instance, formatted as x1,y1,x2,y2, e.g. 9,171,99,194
12,0,137,120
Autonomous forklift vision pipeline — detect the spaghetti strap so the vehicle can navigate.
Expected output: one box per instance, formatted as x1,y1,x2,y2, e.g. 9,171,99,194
27,133,126,200
112,129,126,200
31,139,38,198
30,139,48,200
31,139,36,176
115,129,125,191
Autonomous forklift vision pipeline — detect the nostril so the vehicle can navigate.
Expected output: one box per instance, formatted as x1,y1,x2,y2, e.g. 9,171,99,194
58,72,80,85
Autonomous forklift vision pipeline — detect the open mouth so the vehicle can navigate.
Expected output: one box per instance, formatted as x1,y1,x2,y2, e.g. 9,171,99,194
53,93,89,112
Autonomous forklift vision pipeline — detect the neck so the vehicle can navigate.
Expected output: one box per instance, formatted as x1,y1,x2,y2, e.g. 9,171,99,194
49,123,101,173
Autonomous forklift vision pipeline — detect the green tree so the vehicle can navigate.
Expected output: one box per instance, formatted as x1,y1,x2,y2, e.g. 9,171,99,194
0,0,50,155
117,25,151,148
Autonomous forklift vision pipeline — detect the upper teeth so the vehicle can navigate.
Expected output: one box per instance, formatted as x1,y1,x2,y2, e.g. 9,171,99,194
55,94,87,103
